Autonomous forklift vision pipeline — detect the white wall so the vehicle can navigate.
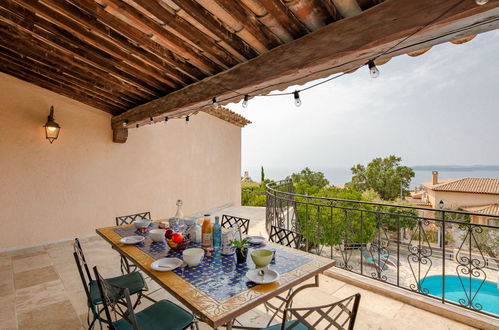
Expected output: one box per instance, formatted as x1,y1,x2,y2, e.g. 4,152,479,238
0,73,241,249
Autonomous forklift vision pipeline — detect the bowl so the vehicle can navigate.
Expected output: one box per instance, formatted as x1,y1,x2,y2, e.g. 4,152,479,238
251,249,273,268
149,229,166,242
133,219,151,229
182,248,204,267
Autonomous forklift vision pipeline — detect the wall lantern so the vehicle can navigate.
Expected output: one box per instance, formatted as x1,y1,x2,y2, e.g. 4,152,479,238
44,106,61,144
439,200,444,209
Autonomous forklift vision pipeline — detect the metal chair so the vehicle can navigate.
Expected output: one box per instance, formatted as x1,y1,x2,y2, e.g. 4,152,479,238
262,293,361,330
115,211,151,274
263,225,304,327
221,214,251,234
93,266,198,330
73,238,153,329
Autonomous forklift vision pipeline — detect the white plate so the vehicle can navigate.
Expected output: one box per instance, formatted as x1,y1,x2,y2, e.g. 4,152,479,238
247,236,266,245
151,258,183,272
120,236,145,245
246,269,279,284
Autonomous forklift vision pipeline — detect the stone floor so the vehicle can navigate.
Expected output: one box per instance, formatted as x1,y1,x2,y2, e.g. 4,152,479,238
0,206,476,330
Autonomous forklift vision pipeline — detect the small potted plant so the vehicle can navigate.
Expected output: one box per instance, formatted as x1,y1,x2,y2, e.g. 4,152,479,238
230,224,249,263
231,237,249,264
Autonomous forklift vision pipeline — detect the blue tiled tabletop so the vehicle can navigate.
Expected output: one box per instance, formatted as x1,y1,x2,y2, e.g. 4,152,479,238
113,225,310,302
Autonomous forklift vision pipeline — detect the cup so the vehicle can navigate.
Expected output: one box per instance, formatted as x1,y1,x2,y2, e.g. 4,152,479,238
149,229,166,242
251,249,273,268
183,248,204,267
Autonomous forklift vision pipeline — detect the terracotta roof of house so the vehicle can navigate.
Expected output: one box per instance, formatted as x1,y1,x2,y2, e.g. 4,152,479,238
462,204,499,216
422,178,499,195
202,107,251,128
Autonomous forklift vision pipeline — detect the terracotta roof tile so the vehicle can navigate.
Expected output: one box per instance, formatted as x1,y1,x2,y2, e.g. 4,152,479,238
202,106,251,128
462,204,499,216
424,178,499,195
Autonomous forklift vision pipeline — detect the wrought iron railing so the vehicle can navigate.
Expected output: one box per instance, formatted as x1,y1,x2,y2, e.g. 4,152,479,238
266,179,499,318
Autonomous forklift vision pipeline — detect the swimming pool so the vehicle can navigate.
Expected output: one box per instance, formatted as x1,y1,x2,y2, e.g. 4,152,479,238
420,275,499,315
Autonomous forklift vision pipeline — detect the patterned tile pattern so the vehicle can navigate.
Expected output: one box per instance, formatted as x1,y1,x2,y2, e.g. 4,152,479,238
112,225,310,302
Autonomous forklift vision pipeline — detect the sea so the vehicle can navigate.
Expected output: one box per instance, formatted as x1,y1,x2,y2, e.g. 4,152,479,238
243,166,499,189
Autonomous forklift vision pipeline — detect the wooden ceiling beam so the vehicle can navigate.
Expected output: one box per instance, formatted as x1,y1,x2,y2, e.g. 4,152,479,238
0,4,161,99
169,0,259,60
39,0,184,90
213,0,282,47
131,0,241,68
98,0,222,75
257,0,310,38
111,0,499,139
68,0,205,82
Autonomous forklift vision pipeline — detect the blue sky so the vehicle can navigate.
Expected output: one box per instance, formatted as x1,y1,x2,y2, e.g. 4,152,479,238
226,30,499,179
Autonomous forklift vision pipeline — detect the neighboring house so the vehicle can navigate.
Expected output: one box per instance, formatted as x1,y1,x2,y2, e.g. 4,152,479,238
410,171,499,226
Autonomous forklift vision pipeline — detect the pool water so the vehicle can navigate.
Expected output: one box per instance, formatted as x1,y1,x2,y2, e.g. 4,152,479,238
420,275,499,315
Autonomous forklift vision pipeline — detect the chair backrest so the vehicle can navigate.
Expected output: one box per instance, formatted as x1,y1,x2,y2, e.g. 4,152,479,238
93,266,138,330
269,225,302,249
115,211,151,226
221,214,250,234
282,293,361,330
73,238,93,303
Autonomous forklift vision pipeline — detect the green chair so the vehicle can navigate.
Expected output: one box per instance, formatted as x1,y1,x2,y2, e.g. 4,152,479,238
73,238,154,329
93,266,198,330
261,293,361,330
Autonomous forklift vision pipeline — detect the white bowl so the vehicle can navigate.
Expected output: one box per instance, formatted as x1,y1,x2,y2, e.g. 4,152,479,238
182,248,204,267
150,229,166,242
133,219,151,229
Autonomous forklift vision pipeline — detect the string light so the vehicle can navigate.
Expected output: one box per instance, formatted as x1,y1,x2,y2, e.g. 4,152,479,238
212,97,218,108
293,91,302,107
136,123,139,128
368,60,379,78
475,0,488,5
122,120,128,128
242,95,249,108
150,117,154,123
165,116,168,123
185,115,190,123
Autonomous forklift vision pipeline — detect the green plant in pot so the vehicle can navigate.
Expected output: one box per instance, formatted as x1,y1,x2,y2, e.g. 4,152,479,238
231,224,249,264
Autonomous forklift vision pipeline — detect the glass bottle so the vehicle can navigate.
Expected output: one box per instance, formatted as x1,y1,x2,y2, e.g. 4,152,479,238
170,199,183,232
213,216,222,251
201,214,212,248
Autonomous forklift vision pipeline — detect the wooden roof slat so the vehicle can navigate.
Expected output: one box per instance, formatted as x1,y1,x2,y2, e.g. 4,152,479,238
38,0,184,90
9,0,174,93
97,0,222,75
131,0,241,69
111,0,499,131
212,0,283,48
0,3,162,99
70,0,206,82
257,0,310,38
169,0,259,60
0,46,137,108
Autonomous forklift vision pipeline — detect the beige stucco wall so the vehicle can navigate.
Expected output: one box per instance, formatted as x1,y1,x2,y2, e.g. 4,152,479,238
425,189,499,209
0,73,241,249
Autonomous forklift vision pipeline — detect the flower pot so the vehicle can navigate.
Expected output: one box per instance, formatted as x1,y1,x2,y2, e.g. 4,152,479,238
235,247,248,264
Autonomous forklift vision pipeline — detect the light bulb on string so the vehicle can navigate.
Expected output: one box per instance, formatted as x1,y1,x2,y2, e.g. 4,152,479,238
242,95,249,108
122,120,128,128
368,60,379,78
136,124,139,129
293,91,302,107
164,116,168,123
150,117,154,123
475,0,488,5
212,97,219,108
185,115,190,123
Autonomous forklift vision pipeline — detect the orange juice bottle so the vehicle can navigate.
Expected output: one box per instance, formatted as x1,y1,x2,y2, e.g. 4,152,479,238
201,214,212,248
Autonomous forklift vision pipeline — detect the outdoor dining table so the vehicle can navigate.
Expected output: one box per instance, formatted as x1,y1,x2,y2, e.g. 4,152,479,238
96,223,336,329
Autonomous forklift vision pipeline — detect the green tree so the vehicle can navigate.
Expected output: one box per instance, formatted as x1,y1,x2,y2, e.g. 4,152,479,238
347,155,414,200
288,167,329,190
261,166,265,183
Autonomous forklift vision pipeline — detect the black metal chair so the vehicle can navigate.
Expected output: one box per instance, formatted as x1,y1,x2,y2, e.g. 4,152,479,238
262,225,305,327
262,293,361,330
93,266,198,330
221,214,251,234
73,238,153,329
115,211,151,274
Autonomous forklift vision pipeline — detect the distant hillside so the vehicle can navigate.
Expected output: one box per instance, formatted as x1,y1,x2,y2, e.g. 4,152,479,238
411,165,499,172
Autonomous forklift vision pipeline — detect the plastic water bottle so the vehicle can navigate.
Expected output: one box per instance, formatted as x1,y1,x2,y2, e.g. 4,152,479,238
213,216,222,251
